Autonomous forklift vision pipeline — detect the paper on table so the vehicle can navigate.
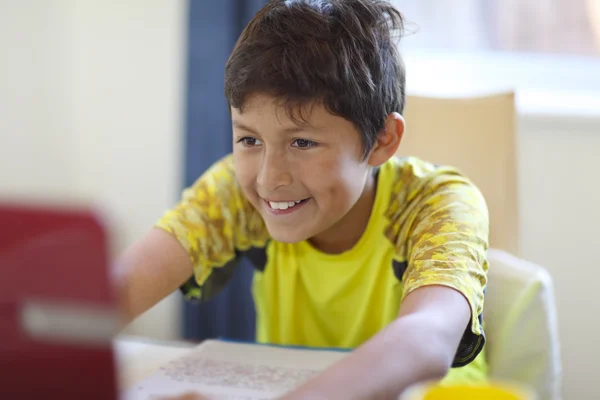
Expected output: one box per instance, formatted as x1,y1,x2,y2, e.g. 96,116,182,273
121,340,348,400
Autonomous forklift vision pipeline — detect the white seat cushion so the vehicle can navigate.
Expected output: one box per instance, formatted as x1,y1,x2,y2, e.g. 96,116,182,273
485,249,562,400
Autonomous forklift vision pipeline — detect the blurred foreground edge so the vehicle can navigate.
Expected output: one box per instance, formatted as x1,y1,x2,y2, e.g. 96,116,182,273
0,202,119,400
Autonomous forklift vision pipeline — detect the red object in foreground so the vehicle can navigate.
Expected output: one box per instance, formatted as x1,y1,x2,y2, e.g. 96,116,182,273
0,203,118,400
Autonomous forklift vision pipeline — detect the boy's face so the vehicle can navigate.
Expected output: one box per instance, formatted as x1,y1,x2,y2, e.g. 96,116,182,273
231,94,373,244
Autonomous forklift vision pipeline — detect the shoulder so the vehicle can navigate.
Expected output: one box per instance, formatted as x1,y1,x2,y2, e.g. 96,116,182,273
180,154,254,217
382,156,483,200
157,154,269,249
381,157,488,256
182,154,238,201
382,156,487,216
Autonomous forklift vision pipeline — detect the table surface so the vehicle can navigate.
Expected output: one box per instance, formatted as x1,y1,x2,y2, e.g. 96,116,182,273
113,335,196,390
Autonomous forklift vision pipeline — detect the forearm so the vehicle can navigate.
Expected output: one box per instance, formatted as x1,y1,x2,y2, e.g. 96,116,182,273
283,315,453,400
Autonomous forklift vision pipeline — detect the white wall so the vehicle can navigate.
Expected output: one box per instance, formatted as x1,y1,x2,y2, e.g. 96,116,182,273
519,113,600,400
69,0,187,340
0,0,75,199
0,0,187,340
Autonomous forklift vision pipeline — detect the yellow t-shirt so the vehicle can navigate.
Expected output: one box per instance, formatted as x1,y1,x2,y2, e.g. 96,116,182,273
156,154,489,384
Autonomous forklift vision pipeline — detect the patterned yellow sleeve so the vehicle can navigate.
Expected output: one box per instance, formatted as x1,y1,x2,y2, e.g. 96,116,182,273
155,154,269,302
402,171,489,367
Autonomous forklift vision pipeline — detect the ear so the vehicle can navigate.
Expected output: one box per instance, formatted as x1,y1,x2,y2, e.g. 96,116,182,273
367,112,405,167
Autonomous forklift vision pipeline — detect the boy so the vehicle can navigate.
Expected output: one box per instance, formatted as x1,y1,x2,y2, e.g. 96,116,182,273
116,0,489,398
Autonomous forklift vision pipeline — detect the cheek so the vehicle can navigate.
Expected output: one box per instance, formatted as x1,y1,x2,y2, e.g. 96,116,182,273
233,153,257,196
311,157,366,206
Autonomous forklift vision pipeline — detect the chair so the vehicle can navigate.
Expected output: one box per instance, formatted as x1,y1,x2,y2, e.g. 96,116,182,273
398,93,519,255
485,249,561,400
398,93,561,398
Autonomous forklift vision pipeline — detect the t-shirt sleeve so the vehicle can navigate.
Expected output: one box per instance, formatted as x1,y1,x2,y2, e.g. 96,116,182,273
155,154,268,303
402,172,489,367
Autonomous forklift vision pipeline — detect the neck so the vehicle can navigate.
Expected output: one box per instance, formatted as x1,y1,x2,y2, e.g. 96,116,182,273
309,171,378,254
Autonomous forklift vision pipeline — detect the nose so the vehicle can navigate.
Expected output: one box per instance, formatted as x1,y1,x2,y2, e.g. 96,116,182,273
256,149,292,191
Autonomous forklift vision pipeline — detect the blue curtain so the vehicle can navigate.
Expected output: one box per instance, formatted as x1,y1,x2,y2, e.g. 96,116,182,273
182,0,268,342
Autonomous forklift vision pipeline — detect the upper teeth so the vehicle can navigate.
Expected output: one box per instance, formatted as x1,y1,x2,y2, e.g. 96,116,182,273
269,200,302,210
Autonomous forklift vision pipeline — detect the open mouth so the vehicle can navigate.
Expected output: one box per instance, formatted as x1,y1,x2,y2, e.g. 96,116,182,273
265,198,309,211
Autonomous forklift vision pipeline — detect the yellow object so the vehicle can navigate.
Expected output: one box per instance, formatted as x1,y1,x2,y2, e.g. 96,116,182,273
401,382,535,400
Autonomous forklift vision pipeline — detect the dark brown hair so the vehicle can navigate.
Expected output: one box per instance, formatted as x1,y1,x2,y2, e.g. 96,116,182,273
225,0,405,156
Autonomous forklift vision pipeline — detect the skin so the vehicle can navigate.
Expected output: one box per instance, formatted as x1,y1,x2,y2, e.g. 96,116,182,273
114,94,472,399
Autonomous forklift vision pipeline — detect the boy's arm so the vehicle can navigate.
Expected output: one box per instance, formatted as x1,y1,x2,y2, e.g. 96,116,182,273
281,285,471,400
112,228,194,325
112,156,264,327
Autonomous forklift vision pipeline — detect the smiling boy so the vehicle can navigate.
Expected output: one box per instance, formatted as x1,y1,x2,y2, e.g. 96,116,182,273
115,1,489,398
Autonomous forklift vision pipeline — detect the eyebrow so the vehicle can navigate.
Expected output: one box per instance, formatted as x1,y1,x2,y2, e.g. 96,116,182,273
232,121,320,135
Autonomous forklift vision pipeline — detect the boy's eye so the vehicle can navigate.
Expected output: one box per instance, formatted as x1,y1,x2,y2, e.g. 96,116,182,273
292,139,317,148
239,137,262,146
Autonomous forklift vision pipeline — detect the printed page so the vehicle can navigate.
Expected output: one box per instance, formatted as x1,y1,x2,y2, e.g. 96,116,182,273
121,340,348,400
